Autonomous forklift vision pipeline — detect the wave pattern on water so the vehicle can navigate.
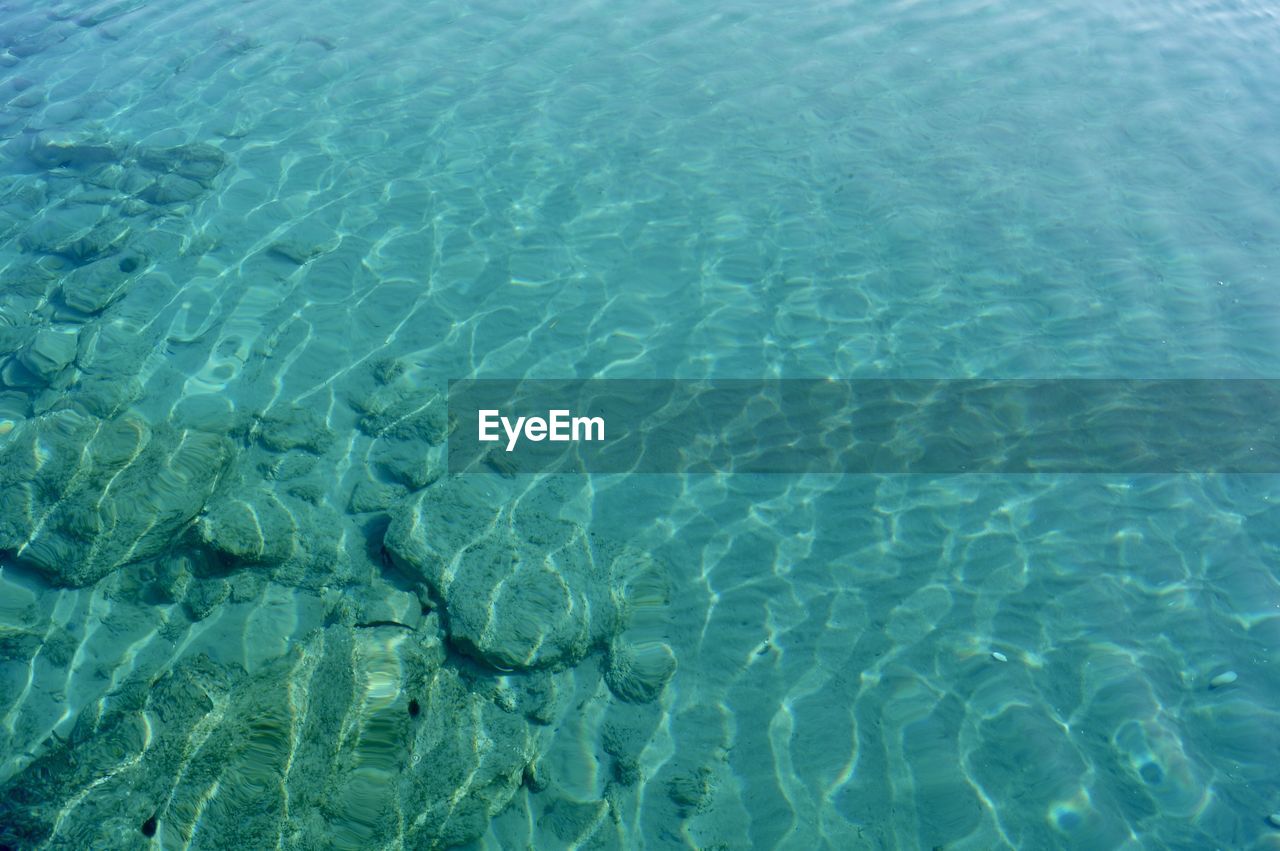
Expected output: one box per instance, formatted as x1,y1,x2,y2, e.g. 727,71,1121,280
1,0,1279,847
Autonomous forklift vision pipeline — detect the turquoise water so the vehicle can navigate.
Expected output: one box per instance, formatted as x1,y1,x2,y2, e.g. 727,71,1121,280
1,0,1279,847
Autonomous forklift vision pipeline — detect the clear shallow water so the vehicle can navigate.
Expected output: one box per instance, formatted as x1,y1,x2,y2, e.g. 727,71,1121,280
1,0,1279,848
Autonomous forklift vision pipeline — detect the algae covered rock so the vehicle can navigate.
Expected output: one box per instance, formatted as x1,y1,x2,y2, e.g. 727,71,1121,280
139,173,205,205
257,402,335,453
384,480,670,674
20,205,131,263
0,622,553,851
197,488,299,565
442,533,609,670
0,410,231,586
605,639,677,704
371,433,441,490
347,477,406,514
136,142,229,187
17,327,77,381
384,480,617,670
189,440,346,582
352,380,448,441
27,131,123,171
58,253,140,313
382,477,500,583
604,548,675,704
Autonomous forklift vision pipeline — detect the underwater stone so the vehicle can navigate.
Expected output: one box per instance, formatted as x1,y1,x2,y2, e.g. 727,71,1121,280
613,753,641,785
68,219,131,262
0,323,35,356
602,715,653,776
523,758,550,792
5,177,51,210
444,535,606,670
27,132,122,170
182,576,230,621
146,555,193,604
82,162,125,190
18,326,77,378
519,670,561,725
65,188,119,206
139,174,205,205
8,87,45,109
73,319,142,377
285,480,324,506
541,798,611,846
0,412,232,586
19,206,100,255
348,585,421,630
0,390,28,420
0,412,97,553
117,167,154,195
67,374,144,418
1209,670,1238,689
136,142,228,187
604,639,676,704
6,35,48,61
169,393,244,436
0,622,552,850
353,383,448,441
60,256,135,313
119,197,151,216
267,218,339,265
386,483,675,674
187,455,345,586
347,478,405,514
385,481,625,671
197,489,298,565
384,480,501,585
257,403,334,453
371,435,440,490
667,766,715,811
0,625,43,661
4,262,59,302
261,451,317,482
268,240,326,265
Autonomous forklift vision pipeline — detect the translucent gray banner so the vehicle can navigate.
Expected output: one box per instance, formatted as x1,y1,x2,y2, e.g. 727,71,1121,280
446,379,1280,474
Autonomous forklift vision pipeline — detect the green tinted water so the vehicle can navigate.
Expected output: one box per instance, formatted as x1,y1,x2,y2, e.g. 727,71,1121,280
1,0,1278,848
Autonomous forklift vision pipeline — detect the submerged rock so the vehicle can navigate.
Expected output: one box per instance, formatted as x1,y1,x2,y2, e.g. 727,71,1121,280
138,173,205,205
347,477,406,514
18,327,77,381
384,480,670,677
257,402,335,454
27,131,122,170
136,142,229,187
371,434,441,490
385,480,614,670
0,321,35,357
2,262,59,303
191,460,344,584
0,410,231,586
197,488,298,565
0,622,552,850
58,252,143,314
605,639,677,704
353,382,448,441
20,206,130,263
